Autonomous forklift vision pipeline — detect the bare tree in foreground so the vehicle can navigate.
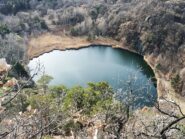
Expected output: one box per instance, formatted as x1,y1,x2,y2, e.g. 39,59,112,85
131,95,185,139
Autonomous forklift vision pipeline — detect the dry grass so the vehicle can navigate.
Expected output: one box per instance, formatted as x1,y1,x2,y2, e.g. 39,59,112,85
27,33,122,59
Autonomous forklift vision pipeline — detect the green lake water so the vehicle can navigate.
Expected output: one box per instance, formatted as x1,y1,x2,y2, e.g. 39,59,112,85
28,46,157,107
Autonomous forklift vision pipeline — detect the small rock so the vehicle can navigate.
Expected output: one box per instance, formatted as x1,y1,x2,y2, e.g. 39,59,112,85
0,81,3,87
27,105,32,112
4,78,17,88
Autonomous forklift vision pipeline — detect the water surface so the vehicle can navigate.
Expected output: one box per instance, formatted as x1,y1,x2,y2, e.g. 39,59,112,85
28,46,157,107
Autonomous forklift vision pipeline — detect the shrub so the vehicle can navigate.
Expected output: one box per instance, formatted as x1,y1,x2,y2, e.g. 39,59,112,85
40,20,48,30
0,24,10,36
5,93,29,113
171,74,182,93
87,33,95,41
70,27,79,36
156,63,162,70
62,82,113,115
11,62,29,78
37,74,53,93
28,93,56,110
63,120,83,136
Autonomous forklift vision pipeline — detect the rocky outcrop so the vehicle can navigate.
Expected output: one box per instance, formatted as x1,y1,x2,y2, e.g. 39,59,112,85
0,58,11,75
0,58,18,90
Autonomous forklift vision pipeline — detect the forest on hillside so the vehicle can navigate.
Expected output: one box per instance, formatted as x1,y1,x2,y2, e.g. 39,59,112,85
0,0,185,138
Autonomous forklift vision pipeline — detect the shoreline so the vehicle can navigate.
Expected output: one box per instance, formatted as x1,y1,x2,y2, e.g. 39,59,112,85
27,33,124,60
28,44,139,60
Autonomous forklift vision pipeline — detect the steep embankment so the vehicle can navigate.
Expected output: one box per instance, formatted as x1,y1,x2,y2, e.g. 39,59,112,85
144,55,185,113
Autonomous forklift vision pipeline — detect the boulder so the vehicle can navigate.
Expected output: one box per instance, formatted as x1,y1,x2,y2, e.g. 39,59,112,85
0,58,11,74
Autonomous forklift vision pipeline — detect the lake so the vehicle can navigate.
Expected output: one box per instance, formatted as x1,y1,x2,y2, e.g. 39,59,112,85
28,46,157,107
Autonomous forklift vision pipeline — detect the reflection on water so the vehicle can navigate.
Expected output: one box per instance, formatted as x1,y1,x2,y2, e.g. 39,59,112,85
28,46,157,107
